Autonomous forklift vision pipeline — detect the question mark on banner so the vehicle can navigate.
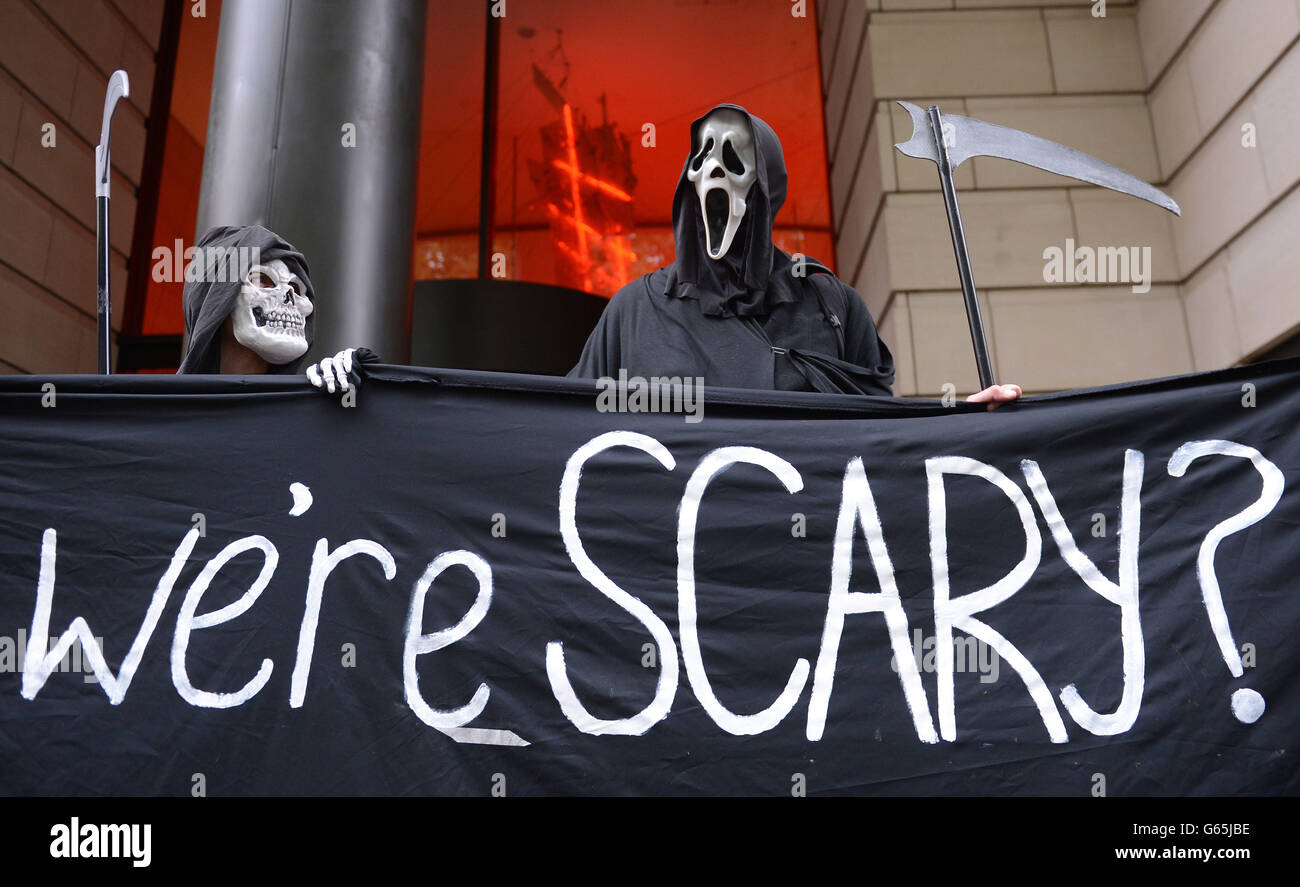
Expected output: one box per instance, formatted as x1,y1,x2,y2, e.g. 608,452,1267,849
1167,441,1282,725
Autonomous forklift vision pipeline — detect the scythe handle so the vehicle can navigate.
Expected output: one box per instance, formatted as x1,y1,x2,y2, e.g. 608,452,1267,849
928,106,995,392
96,196,111,374
95,70,128,375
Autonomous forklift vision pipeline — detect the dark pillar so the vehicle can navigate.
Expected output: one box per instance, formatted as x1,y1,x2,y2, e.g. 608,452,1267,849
196,0,426,363
477,4,499,279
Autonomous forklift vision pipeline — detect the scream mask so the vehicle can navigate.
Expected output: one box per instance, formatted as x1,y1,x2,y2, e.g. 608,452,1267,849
231,258,314,365
569,102,897,396
686,108,757,260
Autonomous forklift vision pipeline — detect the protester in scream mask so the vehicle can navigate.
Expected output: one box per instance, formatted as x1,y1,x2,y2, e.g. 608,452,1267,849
569,104,1021,408
176,225,374,397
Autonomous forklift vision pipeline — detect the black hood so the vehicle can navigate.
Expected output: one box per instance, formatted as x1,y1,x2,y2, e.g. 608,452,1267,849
177,225,316,374
667,103,798,317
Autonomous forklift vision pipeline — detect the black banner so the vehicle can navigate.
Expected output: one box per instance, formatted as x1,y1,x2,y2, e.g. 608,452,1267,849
1,361,1297,796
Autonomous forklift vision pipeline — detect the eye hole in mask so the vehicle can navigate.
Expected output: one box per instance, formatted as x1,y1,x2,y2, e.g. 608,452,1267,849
691,137,714,172
722,139,746,176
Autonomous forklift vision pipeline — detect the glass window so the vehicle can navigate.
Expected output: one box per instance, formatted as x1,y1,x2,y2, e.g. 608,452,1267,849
415,0,835,296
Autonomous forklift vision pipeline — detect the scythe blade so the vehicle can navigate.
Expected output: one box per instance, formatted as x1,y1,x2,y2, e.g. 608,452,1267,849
894,100,1180,215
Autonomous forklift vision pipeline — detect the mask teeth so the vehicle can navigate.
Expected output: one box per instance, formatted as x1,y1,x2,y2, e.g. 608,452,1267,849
264,309,305,332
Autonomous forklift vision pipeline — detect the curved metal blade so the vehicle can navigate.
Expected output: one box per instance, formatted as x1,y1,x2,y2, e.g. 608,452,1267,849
894,101,944,164
893,101,1180,215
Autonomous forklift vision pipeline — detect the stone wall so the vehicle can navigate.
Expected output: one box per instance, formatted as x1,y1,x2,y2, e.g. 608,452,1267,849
0,0,163,373
820,0,1294,395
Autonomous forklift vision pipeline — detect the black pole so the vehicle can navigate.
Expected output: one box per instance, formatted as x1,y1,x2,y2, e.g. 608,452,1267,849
196,0,426,364
478,3,500,279
94,195,110,371
96,196,111,373
95,70,129,375
927,105,994,391
121,0,183,348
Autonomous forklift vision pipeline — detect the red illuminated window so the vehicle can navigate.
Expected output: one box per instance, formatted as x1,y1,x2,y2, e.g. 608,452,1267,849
415,0,835,296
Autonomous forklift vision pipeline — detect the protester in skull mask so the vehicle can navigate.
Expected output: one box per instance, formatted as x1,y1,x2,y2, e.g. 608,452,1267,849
176,225,374,398
569,104,1020,409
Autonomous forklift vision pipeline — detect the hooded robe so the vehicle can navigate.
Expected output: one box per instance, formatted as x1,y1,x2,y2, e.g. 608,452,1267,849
177,225,316,375
568,104,894,395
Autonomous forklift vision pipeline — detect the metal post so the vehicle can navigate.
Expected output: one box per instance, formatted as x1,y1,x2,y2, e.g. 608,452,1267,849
95,70,129,374
927,105,994,391
478,4,501,279
196,0,426,364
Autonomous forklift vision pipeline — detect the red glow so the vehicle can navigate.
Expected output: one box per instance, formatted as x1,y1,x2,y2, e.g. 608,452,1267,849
551,160,634,202
533,102,640,295
561,104,592,289
544,202,600,238
608,233,634,285
415,0,833,295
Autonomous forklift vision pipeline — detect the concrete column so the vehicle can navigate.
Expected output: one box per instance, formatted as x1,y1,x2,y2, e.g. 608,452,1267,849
196,0,426,362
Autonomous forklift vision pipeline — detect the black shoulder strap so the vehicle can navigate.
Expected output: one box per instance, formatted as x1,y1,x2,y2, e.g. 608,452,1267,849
799,258,845,356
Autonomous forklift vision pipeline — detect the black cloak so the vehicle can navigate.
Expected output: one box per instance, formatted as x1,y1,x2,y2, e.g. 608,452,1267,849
568,103,894,395
177,225,316,374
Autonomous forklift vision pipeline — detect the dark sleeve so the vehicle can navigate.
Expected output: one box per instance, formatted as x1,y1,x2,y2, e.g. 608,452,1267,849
353,346,382,367
331,346,382,387
838,281,895,396
567,285,633,379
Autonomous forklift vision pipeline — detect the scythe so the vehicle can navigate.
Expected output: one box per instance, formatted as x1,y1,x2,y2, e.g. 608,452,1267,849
894,101,1180,391
95,70,129,375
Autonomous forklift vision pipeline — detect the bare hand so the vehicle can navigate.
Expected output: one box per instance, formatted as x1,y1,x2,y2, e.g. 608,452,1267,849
966,383,1023,411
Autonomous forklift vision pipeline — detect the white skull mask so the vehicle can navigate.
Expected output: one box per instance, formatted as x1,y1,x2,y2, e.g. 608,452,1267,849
231,258,313,365
686,108,757,261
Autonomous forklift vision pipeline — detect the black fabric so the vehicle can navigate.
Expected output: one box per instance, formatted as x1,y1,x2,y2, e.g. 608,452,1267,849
570,264,894,395
1,359,1298,795
570,104,893,395
339,346,383,388
177,225,316,375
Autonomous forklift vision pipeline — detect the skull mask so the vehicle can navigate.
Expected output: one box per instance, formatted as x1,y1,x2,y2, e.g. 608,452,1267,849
231,258,314,365
687,108,757,261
